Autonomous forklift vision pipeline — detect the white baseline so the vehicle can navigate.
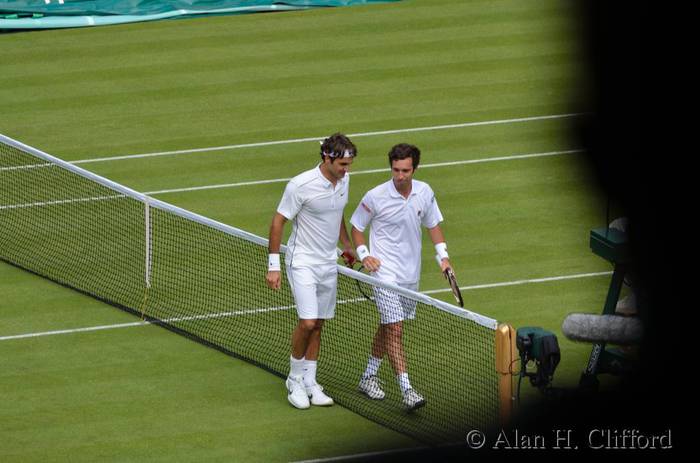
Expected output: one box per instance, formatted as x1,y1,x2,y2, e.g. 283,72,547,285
0,149,584,210
143,149,583,196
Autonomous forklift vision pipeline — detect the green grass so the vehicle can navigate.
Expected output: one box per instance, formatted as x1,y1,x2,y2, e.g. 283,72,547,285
0,0,608,460
0,264,415,462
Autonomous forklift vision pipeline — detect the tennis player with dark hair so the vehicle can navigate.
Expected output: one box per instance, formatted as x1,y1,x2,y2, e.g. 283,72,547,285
350,143,452,411
266,133,357,410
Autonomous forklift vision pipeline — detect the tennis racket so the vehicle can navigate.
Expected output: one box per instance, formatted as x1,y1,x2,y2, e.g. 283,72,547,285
443,267,464,307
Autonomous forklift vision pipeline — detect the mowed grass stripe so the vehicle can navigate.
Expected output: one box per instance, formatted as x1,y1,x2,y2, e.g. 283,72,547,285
1,47,576,105
0,0,581,160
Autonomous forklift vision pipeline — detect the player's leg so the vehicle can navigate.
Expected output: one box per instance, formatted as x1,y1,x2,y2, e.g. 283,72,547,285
395,290,425,410
301,319,332,406
291,319,317,359
359,285,402,400
364,285,424,410
303,265,336,406
383,321,406,374
285,266,320,409
303,318,323,361
359,326,387,399
287,324,316,408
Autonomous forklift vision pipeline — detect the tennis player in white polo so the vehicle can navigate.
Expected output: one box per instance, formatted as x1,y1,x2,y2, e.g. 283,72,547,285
350,143,452,411
266,133,356,410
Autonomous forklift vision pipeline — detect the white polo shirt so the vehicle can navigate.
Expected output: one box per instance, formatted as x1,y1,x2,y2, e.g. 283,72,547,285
350,179,443,285
277,165,349,267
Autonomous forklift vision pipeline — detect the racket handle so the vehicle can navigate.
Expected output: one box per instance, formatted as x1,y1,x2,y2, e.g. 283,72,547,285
341,250,356,267
436,254,451,272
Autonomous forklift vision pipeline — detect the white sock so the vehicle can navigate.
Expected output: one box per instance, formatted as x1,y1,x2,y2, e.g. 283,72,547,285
303,359,318,387
397,372,411,393
363,356,382,379
290,355,305,378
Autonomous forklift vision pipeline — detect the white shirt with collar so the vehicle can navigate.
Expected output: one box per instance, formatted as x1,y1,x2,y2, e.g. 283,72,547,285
277,164,349,267
350,179,443,285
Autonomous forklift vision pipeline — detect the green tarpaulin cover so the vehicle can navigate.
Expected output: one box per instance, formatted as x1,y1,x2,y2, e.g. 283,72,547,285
0,0,398,29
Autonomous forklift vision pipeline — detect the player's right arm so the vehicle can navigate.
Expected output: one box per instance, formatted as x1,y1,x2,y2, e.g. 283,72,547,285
350,193,381,272
350,226,381,272
266,212,287,290
267,179,302,289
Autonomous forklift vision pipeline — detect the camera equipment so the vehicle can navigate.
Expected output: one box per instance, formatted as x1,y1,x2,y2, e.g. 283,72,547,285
516,326,560,400
576,225,636,391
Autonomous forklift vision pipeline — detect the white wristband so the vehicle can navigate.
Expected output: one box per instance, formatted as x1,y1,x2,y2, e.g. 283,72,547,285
268,253,281,272
435,242,448,260
356,245,370,262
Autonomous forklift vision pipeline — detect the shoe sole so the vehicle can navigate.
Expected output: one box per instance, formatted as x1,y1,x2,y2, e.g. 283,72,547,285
405,399,426,412
310,398,334,406
358,388,385,400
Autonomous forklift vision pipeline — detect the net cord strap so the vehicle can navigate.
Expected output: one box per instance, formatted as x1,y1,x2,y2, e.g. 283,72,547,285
140,198,152,319
144,198,151,289
0,133,497,331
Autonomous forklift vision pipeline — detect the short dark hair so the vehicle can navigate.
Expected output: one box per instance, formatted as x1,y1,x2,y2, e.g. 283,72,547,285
320,133,357,162
388,143,420,169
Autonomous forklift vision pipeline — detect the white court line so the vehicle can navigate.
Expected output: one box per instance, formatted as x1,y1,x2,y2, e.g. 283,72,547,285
423,271,612,295
143,149,584,195
69,113,585,164
0,194,124,211
0,271,611,342
0,297,359,341
0,306,294,341
0,149,584,209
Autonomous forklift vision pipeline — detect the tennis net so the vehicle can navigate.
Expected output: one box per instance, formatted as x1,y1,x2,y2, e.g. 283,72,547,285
0,133,506,444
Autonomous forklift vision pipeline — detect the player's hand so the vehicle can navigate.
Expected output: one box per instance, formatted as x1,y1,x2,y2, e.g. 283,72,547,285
362,256,381,272
435,254,452,273
266,270,281,290
341,249,357,267
439,258,452,274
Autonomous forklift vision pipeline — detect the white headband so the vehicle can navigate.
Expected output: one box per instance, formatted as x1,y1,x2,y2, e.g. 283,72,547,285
322,149,354,158
320,141,354,158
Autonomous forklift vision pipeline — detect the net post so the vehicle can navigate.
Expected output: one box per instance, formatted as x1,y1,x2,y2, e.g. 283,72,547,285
495,323,516,427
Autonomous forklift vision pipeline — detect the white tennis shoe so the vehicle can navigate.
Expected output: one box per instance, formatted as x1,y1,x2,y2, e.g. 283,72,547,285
402,388,426,411
306,382,334,406
358,376,385,400
286,375,310,409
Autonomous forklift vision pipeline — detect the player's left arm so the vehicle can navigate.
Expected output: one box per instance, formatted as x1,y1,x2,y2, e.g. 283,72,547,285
428,225,452,273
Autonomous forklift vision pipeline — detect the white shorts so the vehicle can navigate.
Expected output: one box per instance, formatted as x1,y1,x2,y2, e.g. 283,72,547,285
373,282,418,325
286,264,337,320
